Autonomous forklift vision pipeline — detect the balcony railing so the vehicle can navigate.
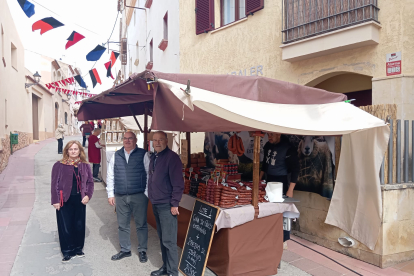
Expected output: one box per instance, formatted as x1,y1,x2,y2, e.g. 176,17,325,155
282,0,380,44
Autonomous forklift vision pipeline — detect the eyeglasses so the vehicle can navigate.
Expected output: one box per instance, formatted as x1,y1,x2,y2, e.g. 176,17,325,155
123,137,134,141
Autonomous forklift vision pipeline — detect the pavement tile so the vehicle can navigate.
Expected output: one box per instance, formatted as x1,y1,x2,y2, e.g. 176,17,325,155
341,257,412,276
0,218,10,227
0,262,13,273
282,250,303,263
307,266,343,276
0,246,19,255
0,254,17,264
400,261,414,275
290,258,322,272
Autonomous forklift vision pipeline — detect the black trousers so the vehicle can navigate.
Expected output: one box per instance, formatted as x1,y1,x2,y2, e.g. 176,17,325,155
57,139,63,153
92,163,100,178
152,203,178,276
267,175,289,195
56,194,86,257
82,136,87,147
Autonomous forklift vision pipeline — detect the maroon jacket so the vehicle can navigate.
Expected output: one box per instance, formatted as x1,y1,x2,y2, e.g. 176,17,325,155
51,162,94,205
80,124,93,136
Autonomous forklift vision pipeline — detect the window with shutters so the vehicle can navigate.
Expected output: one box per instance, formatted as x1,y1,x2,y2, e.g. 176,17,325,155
121,38,127,65
221,0,246,26
159,12,168,51
282,0,379,44
146,39,153,70
195,0,215,35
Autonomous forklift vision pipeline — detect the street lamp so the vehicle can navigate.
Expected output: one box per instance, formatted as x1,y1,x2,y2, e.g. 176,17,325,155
25,71,41,88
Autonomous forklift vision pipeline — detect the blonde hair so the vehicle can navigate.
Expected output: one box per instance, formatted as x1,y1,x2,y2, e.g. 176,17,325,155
60,140,88,163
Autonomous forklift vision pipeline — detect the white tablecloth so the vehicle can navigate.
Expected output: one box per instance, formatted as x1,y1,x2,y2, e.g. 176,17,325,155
179,194,299,231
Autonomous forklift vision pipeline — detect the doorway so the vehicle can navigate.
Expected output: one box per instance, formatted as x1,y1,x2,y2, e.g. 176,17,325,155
32,94,39,140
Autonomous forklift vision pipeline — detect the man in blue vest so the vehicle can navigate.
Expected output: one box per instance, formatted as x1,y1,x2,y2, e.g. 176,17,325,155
106,131,150,263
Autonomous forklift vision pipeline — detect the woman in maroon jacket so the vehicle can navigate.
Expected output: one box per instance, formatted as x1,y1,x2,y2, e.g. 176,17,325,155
51,140,94,262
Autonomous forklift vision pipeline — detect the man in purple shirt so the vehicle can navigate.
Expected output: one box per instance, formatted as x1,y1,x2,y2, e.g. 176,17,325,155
148,131,184,276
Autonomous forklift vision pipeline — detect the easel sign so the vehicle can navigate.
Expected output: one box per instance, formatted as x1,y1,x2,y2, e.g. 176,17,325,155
179,199,220,276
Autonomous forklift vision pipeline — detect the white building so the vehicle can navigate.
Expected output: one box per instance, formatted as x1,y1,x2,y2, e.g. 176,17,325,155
121,0,180,78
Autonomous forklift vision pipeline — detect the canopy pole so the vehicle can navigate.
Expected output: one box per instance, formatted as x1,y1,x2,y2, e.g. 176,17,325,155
128,105,144,133
144,105,149,150
186,132,191,168
252,134,260,208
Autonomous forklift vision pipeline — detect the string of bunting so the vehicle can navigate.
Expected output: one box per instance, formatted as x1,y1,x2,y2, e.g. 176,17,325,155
16,0,121,93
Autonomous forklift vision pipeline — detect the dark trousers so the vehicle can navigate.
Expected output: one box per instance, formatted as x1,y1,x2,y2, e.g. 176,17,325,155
267,175,289,195
82,136,86,147
152,203,178,276
92,163,100,178
56,194,86,257
57,138,63,153
115,193,148,253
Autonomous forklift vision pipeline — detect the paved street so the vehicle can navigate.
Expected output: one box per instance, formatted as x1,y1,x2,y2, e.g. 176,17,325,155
2,136,309,276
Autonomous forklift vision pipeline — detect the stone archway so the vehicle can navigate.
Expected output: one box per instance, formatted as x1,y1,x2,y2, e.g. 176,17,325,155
306,72,373,107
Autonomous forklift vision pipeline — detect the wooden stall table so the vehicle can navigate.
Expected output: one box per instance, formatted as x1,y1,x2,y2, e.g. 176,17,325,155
147,195,299,276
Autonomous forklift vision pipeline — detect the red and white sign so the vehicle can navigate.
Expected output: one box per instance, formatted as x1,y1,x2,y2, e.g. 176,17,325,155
386,52,402,76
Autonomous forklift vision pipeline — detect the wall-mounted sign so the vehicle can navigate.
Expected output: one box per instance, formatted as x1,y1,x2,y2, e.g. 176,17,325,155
228,65,264,76
386,52,401,76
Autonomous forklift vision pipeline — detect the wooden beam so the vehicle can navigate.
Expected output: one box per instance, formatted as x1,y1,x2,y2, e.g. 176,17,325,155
144,104,149,150
128,105,144,133
252,135,260,208
186,132,191,168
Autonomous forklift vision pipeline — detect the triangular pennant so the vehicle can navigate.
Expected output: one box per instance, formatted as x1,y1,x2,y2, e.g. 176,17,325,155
45,83,54,90
65,31,85,50
17,0,35,18
53,81,60,87
32,17,64,35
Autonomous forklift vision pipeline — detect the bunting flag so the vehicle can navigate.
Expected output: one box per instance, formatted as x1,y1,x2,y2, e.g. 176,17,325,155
105,51,119,78
104,61,114,79
17,0,35,18
32,17,64,35
66,31,85,50
74,75,87,88
89,69,102,88
86,45,106,61
110,51,120,66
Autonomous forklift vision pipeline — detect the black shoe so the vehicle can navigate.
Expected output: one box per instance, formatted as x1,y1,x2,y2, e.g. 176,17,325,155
138,251,148,263
150,266,168,276
76,252,85,258
62,255,73,262
111,251,131,261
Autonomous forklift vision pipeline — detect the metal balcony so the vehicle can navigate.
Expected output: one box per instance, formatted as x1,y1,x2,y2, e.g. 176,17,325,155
282,0,380,44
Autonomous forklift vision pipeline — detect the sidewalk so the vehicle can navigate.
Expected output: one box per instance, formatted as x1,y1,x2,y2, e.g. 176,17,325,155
2,135,412,276
282,237,414,276
0,138,55,275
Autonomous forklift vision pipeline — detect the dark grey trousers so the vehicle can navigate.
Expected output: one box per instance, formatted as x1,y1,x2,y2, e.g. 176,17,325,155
115,193,148,253
152,203,178,276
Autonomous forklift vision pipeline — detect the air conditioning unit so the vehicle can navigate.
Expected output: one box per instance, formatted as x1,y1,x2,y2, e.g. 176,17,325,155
134,59,139,66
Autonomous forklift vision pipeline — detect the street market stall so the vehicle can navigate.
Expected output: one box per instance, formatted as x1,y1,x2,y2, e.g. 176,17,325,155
77,71,389,275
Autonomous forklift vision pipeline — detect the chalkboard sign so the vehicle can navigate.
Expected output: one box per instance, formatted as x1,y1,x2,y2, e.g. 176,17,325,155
179,199,220,276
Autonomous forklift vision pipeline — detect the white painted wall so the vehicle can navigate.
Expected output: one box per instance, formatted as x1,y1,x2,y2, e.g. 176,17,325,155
124,0,180,76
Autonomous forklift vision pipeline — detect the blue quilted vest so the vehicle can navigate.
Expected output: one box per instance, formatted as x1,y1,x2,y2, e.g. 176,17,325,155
114,146,147,195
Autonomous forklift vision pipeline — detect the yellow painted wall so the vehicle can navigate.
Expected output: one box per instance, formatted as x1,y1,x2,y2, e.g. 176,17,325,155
179,0,412,85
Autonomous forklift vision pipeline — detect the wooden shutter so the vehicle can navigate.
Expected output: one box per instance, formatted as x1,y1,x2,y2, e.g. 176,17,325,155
195,0,214,35
245,0,264,16
121,38,127,65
